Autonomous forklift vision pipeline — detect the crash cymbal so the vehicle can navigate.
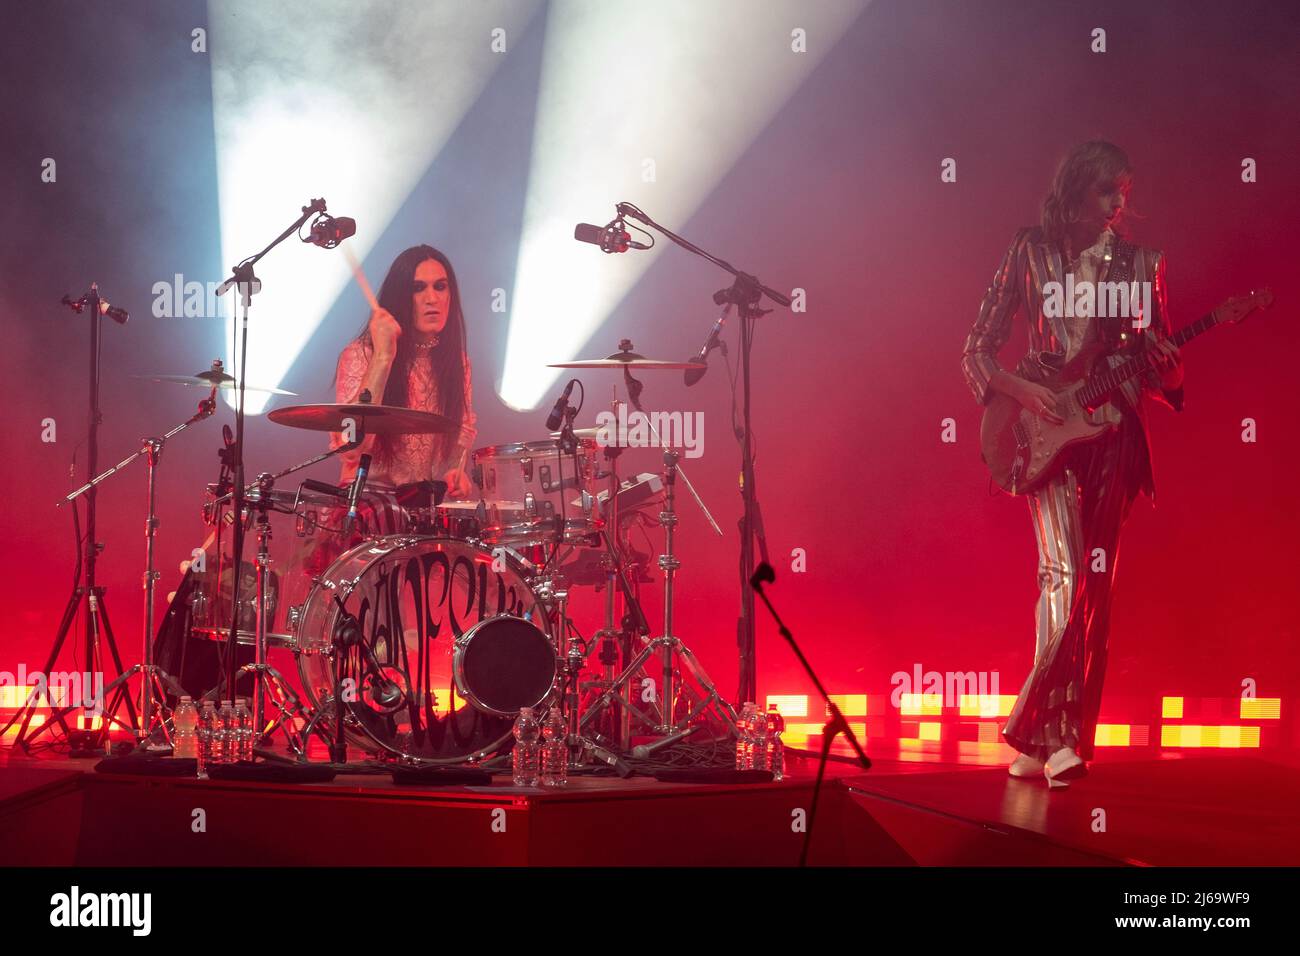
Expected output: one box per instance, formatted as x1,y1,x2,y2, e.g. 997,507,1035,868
548,351,705,371
136,372,297,396
268,403,457,435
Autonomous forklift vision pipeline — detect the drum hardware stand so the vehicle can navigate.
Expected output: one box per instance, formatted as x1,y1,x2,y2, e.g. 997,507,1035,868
103,398,218,749
574,391,654,751
582,450,739,749
233,473,310,756
295,666,356,764
295,589,403,764
581,357,733,745
750,562,870,866
204,429,364,761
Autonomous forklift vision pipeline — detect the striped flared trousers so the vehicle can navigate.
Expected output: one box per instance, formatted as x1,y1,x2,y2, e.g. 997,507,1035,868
1002,407,1148,763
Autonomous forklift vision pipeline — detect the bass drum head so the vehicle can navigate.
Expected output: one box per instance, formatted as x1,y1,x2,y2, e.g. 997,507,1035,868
296,536,552,762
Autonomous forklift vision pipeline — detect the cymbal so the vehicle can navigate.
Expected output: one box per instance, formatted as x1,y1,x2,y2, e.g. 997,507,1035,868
268,403,458,435
549,349,704,371
549,427,603,441
135,372,297,396
548,426,639,447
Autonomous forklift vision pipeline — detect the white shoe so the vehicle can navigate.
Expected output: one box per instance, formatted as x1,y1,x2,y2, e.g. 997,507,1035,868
1008,753,1044,777
1044,747,1087,789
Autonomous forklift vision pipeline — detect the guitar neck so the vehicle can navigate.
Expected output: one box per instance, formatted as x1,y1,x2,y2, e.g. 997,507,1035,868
1079,311,1217,405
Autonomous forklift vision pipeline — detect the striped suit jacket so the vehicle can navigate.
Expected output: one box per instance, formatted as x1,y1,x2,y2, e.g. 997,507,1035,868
961,226,1184,500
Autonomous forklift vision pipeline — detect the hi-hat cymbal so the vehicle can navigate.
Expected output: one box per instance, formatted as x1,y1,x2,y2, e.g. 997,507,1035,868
136,371,297,396
549,349,704,371
268,403,457,435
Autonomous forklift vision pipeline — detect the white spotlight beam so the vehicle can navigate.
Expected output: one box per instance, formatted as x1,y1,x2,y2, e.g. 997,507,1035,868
501,0,868,411
209,0,542,413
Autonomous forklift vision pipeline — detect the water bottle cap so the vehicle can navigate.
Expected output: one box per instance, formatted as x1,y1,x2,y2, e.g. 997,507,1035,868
519,706,533,717
180,696,192,702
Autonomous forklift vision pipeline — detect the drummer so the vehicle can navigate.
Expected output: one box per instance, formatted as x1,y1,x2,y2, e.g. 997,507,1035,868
331,244,477,496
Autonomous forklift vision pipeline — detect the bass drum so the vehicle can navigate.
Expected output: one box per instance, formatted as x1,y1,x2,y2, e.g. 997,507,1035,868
295,536,556,763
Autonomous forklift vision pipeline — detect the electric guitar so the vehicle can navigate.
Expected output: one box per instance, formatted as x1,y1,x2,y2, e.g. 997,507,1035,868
980,288,1274,495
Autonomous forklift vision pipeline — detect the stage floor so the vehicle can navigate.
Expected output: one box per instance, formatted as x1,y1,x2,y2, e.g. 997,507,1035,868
3,743,1295,866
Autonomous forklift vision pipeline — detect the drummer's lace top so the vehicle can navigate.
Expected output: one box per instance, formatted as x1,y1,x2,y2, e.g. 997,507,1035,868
331,340,477,486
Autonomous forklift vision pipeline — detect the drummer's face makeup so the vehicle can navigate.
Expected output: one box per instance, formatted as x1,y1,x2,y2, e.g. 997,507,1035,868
411,258,451,337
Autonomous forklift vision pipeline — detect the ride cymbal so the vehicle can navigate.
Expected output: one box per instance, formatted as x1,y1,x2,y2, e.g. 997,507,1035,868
268,403,457,435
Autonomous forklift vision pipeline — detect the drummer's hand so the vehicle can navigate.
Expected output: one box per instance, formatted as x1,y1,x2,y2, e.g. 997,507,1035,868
442,467,474,498
368,307,402,358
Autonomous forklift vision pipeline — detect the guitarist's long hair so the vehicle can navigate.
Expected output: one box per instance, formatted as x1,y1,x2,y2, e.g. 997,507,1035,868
1041,141,1137,245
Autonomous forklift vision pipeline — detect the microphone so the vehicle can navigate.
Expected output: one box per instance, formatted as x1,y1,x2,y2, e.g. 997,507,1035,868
574,218,650,253
101,302,129,324
344,453,371,534
545,379,577,432
307,215,357,249
332,595,404,712
684,303,732,387
61,294,129,324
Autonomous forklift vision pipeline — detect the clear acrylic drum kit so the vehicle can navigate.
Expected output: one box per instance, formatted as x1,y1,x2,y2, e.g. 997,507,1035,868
181,342,739,768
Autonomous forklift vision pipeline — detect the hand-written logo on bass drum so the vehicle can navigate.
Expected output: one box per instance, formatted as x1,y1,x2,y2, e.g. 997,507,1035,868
340,548,536,705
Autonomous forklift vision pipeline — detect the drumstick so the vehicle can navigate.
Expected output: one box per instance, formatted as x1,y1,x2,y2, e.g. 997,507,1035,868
342,245,381,313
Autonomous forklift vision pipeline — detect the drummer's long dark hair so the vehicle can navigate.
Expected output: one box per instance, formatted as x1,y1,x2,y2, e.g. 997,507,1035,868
347,245,468,464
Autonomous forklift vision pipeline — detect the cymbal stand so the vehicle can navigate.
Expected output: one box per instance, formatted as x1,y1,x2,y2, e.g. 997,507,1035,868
234,473,313,757
571,390,654,752
582,449,739,748
11,383,215,750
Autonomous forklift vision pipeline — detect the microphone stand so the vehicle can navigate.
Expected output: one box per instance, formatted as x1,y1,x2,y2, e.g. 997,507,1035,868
207,437,363,760
214,198,328,731
5,286,138,753
750,562,870,866
613,202,790,706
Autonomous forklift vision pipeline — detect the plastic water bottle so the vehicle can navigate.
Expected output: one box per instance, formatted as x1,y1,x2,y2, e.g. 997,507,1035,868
512,706,541,787
752,706,770,771
735,702,757,770
234,699,253,762
767,703,785,781
217,700,236,764
172,697,198,759
197,700,218,777
540,705,568,788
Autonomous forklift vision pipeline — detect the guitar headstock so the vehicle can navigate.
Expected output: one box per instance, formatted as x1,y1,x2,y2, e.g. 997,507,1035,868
1214,288,1274,325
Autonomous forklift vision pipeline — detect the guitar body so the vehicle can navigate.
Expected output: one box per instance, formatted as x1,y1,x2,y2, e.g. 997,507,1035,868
980,379,1119,495
976,287,1272,496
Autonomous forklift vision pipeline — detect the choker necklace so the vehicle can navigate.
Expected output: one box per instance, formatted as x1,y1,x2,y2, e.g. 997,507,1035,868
414,335,439,350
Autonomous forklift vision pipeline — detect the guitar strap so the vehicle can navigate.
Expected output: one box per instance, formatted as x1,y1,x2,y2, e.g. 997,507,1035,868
1099,236,1139,351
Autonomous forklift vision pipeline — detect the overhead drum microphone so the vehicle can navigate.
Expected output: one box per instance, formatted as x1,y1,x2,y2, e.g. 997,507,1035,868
307,214,357,249
684,303,732,387
574,212,651,254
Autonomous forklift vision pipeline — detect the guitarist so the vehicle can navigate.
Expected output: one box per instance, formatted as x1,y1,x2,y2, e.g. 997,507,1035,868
961,141,1184,788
